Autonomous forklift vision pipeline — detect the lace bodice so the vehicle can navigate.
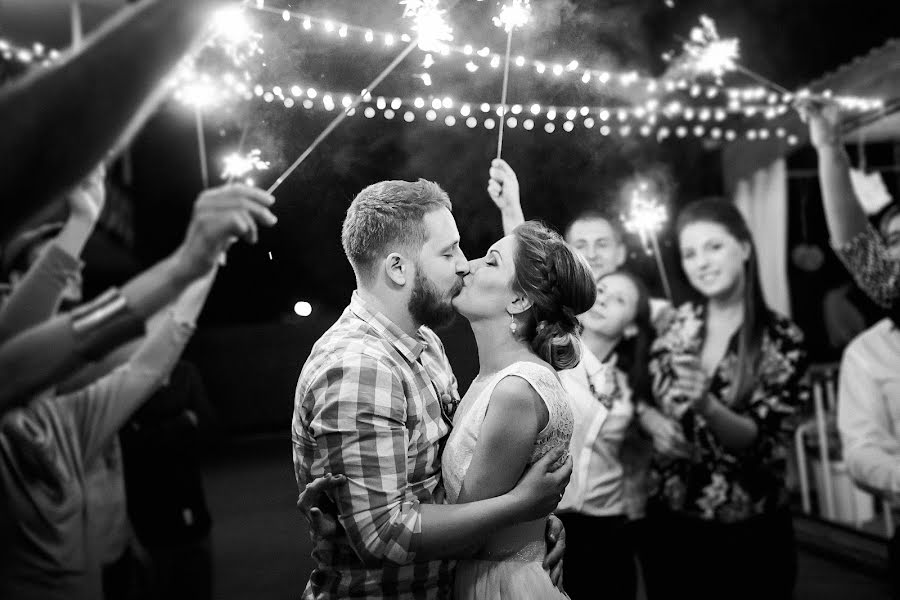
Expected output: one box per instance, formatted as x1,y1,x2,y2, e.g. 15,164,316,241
442,361,574,505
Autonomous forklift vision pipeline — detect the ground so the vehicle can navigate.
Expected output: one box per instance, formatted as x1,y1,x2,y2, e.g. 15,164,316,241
203,436,892,600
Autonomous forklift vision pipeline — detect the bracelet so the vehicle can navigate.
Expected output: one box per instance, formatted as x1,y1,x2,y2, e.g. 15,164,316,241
70,288,146,361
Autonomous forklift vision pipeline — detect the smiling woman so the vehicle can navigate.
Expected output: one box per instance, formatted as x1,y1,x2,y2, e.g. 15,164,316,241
638,198,808,600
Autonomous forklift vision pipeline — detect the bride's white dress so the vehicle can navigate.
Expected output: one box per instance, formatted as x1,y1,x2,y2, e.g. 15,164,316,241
442,361,572,599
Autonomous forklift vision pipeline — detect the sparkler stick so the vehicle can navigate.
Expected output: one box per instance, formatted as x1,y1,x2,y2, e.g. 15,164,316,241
266,38,419,193
195,107,209,188
494,1,530,160
648,230,673,301
496,29,513,159
622,185,673,301
267,0,453,193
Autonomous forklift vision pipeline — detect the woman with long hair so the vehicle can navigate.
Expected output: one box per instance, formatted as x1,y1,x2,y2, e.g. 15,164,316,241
443,221,596,599
638,199,807,600
553,269,663,600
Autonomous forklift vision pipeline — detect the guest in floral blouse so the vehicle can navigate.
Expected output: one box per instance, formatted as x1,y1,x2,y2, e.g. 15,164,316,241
798,99,900,309
638,199,808,600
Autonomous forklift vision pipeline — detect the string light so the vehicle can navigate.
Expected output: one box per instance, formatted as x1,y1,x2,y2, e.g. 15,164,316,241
251,5,655,91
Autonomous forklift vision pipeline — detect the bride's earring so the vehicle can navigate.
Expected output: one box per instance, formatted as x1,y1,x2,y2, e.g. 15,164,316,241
508,312,518,334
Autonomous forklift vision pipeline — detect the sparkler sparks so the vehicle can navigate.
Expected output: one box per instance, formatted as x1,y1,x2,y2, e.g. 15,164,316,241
675,15,739,79
622,182,668,254
221,149,270,181
493,0,532,32
622,179,673,300
402,0,454,53
210,5,263,65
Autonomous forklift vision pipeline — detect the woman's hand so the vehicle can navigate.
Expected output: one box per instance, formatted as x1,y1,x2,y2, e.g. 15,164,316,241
638,404,692,459
669,354,712,415
487,158,522,213
795,98,841,150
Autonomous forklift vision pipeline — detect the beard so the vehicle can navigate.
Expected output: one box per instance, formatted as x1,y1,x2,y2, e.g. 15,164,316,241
408,269,462,330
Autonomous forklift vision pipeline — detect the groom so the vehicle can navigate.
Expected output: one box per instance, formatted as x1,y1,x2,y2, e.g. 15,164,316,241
292,179,571,599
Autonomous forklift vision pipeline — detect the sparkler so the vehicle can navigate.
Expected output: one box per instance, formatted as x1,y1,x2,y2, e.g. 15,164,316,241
173,77,223,189
209,5,263,67
670,15,793,97
680,15,739,79
622,182,673,300
493,0,531,159
221,148,270,183
267,1,454,193
171,6,263,189
404,0,454,53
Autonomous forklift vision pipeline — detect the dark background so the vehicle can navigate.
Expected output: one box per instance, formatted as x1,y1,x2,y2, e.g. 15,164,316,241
4,0,900,433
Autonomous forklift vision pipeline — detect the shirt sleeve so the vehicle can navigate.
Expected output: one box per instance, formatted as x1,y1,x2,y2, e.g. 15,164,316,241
0,243,82,344
837,344,900,497
294,352,421,566
832,225,900,308
57,313,194,466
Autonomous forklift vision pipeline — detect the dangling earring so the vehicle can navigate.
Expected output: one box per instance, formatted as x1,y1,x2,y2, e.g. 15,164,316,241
508,312,518,334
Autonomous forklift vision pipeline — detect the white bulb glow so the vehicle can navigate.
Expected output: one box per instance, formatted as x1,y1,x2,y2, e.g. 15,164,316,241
294,301,312,317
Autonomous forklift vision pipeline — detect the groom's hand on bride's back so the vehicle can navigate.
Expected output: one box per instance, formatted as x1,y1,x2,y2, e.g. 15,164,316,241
297,473,347,540
544,515,566,589
508,446,573,522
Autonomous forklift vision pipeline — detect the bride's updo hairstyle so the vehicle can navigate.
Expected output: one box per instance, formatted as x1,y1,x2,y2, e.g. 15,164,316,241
511,221,597,370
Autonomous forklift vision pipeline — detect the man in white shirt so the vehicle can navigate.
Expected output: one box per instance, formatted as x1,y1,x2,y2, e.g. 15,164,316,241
837,316,900,598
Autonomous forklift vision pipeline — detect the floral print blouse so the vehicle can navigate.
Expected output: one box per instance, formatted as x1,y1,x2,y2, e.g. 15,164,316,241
647,302,808,523
833,225,900,309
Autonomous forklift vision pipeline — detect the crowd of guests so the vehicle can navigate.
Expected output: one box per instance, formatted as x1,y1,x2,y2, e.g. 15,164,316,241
483,158,807,600
1,1,900,599
0,3,277,599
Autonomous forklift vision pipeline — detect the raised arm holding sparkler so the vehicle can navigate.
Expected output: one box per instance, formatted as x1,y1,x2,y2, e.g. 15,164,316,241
798,99,900,308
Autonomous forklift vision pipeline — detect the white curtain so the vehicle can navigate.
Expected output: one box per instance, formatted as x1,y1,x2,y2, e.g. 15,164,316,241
733,158,791,317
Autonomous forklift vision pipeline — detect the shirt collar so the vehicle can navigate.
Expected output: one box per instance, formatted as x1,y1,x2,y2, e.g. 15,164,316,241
349,291,428,362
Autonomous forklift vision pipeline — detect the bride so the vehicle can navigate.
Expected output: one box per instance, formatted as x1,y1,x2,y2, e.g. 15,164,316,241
443,221,596,599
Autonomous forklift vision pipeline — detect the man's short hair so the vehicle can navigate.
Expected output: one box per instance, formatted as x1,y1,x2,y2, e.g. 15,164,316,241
341,179,452,281
563,207,624,243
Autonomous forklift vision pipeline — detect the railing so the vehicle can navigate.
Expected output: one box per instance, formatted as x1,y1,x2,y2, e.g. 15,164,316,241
794,363,894,537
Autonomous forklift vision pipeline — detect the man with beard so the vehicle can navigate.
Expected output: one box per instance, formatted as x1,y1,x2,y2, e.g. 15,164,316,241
292,179,571,599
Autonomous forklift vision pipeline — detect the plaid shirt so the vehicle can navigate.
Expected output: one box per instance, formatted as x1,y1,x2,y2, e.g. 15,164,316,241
293,292,459,599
